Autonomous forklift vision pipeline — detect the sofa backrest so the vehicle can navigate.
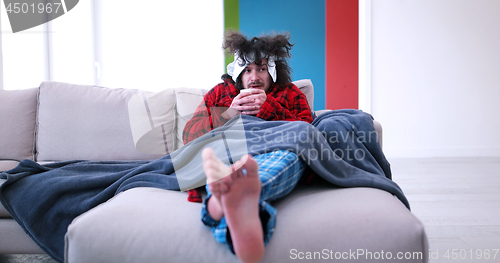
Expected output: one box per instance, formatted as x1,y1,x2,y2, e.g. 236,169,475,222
0,79,314,164
35,82,171,162
174,87,209,150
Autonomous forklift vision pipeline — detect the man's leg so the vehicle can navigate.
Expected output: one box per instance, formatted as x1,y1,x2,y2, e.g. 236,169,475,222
202,147,265,263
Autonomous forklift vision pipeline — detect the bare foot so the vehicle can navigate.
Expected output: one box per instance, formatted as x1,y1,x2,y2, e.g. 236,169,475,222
202,147,235,221
202,147,265,263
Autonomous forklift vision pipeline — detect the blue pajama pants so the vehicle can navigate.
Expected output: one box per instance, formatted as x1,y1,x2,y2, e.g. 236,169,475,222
201,150,305,253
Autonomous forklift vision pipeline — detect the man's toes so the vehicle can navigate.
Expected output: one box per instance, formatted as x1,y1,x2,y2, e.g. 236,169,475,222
231,160,244,172
242,155,259,177
203,163,217,175
208,176,232,192
234,168,244,179
201,147,214,161
207,181,219,193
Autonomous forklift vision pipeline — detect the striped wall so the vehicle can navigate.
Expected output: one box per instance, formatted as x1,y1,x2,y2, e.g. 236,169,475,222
326,0,358,110
224,0,358,111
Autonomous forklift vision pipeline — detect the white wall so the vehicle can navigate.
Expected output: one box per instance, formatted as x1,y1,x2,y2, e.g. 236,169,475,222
370,0,500,158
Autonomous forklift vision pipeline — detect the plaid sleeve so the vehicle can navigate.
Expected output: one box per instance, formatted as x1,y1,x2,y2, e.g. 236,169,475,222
187,188,202,203
182,84,234,145
256,83,313,123
182,97,216,145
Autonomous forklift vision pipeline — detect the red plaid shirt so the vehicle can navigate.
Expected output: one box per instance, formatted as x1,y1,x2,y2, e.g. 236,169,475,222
183,79,313,145
183,79,313,202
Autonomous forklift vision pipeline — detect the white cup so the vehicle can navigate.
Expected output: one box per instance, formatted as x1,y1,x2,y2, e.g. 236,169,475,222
240,89,253,93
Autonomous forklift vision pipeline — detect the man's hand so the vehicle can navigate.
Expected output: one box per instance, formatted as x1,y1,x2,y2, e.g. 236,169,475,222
222,89,267,119
234,89,267,115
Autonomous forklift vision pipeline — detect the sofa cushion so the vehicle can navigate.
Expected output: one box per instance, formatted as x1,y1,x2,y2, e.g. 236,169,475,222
292,79,314,111
127,89,177,154
174,87,209,149
0,160,16,218
0,219,45,253
0,176,10,218
36,82,170,161
0,185,9,218
65,185,427,263
0,160,20,173
0,88,38,161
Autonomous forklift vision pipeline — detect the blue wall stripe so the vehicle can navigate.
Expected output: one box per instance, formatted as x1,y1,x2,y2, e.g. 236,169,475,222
239,0,326,110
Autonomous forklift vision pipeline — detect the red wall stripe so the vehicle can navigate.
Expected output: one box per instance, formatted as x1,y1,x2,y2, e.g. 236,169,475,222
325,0,358,110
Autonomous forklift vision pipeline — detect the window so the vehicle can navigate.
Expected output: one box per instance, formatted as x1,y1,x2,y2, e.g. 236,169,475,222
1,0,224,91
1,2,45,90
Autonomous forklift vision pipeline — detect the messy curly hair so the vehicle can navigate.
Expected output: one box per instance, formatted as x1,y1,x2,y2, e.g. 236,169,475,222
221,31,294,89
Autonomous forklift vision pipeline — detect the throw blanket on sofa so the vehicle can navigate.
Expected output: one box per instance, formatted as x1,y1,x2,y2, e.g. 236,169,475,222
0,109,409,263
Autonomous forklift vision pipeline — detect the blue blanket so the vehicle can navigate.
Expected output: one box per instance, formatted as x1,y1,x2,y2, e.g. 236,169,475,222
0,109,408,262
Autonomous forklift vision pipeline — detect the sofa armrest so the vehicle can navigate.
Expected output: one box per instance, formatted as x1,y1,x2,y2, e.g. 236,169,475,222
314,109,383,149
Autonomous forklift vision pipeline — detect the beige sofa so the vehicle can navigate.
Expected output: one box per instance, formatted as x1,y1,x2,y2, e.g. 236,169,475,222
0,80,427,262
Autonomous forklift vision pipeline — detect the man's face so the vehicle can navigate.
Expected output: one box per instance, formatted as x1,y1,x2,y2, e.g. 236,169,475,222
240,58,272,92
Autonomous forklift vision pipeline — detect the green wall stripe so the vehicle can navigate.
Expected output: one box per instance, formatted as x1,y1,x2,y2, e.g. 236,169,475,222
224,0,239,69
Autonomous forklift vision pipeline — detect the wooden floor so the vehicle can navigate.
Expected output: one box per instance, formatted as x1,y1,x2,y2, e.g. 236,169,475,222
391,157,500,263
1,157,499,263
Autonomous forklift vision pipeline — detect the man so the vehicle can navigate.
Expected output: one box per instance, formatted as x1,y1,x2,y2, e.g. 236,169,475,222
182,31,313,144
182,31,313,263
